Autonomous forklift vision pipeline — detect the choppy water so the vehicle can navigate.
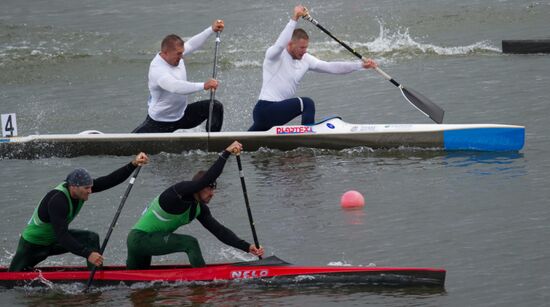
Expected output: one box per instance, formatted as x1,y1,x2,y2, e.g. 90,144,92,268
1,0,550,306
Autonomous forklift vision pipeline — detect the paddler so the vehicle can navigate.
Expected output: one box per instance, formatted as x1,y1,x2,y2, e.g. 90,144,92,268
248,5,378,131
132,19,225,133
8,153,150,272
126,141,264,269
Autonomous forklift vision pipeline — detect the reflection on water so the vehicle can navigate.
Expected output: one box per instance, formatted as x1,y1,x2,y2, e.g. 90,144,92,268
341,208,368,226
248,147,526,182
7,279,446,306
127,282,446,306
442,151,525,177
251,148,319,192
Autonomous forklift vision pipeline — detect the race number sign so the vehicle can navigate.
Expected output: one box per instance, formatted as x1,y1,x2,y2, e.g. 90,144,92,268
1,113,18,137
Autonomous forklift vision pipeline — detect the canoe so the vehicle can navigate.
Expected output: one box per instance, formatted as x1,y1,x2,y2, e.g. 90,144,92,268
0,256,445,289
0,117,524,159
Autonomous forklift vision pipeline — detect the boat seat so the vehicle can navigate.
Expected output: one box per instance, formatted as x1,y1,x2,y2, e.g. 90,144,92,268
78,130,104,135
306,115,342,126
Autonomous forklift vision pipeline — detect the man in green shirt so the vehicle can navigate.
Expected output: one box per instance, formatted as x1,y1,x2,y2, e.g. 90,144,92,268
127,141,264,269
9,153,149,272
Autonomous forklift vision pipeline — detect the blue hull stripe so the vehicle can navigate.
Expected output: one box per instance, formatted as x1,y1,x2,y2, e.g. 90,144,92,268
444,127,525,151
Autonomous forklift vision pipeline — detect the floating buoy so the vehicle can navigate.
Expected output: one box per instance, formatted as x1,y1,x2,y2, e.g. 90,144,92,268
340,190,365,209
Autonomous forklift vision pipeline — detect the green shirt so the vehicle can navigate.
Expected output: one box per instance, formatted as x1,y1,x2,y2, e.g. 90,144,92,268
22,183,84,245
133,196,201,233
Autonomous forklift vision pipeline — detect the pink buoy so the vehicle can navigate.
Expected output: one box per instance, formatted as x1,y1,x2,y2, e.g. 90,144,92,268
340,190,365,209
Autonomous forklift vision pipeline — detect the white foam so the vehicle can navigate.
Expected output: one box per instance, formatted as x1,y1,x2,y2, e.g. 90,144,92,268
327,261,352,266
309,20,500,58
232,60,262,68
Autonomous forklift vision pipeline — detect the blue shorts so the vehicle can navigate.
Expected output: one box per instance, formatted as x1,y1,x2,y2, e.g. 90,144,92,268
248,97,315,131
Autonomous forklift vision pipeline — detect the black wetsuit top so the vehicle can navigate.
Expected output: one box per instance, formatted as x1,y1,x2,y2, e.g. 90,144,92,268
158,150,250,252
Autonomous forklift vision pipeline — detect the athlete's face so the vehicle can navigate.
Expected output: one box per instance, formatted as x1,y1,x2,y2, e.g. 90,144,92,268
287,38,309,60
161,44,184,66
69,185,93,201
197,186,215,204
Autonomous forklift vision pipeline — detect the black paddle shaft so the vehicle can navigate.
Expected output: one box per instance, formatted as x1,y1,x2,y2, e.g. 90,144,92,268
207,32,221,139
303,16,401,86
236,155,262,259
84,165,142,292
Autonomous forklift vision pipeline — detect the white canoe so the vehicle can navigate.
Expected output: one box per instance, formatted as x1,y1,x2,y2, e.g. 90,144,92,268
0,117,525,158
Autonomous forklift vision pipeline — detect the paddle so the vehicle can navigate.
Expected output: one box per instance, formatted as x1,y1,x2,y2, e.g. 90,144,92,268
302,13,445,124
235,154,262,259
207,31,222,151
83,165,142,292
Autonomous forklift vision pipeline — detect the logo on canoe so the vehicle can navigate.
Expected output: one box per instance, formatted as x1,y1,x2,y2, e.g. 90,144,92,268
276,126,314,134
230,270,269,279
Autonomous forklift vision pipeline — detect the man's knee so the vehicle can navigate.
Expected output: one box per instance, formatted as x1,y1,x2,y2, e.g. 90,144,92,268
186,236,200,250
213,100,224,112
208,100,224,132
79,231,100,248
88,231,100,244
301,97,315,111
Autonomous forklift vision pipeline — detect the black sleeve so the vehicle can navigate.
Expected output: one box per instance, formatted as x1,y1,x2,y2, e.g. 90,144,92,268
158,184,195,214
47,193,95,258
172,150,230,196
91,162,137,193
197,203,250,252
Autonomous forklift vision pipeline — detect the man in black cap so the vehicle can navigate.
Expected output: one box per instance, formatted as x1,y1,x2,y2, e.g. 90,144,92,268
8,153,149,272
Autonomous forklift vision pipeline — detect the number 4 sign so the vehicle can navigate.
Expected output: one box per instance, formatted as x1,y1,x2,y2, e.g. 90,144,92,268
1,113,18,137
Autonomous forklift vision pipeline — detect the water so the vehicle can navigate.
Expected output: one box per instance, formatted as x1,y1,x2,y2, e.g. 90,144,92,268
1,0,550,306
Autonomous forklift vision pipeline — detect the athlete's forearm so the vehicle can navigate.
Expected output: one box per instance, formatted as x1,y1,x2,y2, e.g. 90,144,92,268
184,27,214,56
172,150,230,196
199,207,250,252
265,19,297,60
92,162,137,193
156,75,204,95
49,202,93,258
310,59,363,74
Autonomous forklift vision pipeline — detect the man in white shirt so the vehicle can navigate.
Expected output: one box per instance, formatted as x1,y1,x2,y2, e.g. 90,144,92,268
248,5,377,131
133,20,224,133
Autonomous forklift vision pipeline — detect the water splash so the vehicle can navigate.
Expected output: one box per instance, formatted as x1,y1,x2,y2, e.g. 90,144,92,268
0,23,112,67
218,247,257,262
368,21,500,56
309,20,500,60
1,19,501,72
232,59,262,68
327,261,352,267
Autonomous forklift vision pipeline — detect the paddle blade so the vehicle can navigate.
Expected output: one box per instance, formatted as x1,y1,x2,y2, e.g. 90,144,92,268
401,87,445,124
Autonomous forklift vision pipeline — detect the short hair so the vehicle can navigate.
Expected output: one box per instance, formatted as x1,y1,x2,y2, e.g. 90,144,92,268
161,34,184,51
291,28,309,41
192,170,217,189
192,170,206,181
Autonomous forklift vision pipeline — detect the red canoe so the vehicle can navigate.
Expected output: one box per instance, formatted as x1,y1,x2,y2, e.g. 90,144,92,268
0,256,445,288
